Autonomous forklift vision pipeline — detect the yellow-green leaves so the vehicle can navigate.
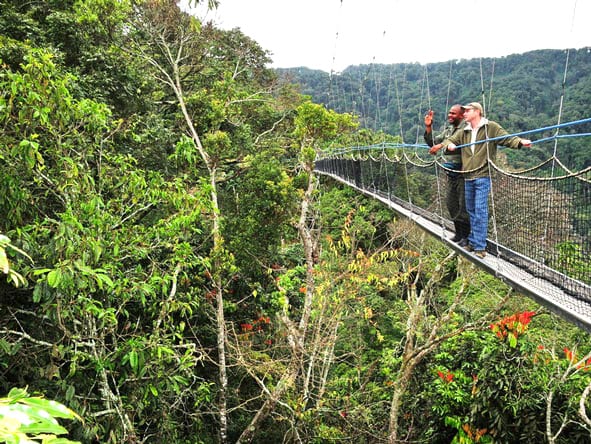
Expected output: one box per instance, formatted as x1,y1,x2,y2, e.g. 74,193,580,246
17,138,43,169
0,387,81,444
0,233,29,287
294,101,358,147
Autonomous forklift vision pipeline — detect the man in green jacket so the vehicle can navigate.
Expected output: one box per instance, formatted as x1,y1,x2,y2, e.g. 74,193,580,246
442,102,532,258
425,105,470,245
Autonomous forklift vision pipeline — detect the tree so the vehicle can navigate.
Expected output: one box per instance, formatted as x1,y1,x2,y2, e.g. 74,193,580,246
1,9,211,442
235,101,358,443
127,1,306,441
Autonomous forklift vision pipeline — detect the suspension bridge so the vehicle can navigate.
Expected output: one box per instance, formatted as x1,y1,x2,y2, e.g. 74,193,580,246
315,116,591,332
292,0,591,335
288,0,591,332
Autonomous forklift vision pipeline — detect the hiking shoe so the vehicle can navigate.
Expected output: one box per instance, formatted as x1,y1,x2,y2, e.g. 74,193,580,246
450,233,463,242
463,244,474,252
475,250,486,258
457,238,469,247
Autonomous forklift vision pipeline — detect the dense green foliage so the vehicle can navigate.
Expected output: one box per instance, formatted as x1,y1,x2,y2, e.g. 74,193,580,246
1,1,590,443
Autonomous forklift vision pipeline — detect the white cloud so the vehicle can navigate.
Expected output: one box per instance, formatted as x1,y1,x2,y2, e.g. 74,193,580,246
184,0,591,72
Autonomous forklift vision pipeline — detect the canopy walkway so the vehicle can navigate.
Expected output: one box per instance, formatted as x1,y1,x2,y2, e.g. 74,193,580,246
315,120,591,332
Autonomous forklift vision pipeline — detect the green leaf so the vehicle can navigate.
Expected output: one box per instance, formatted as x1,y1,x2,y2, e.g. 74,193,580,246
22,398,79,420
96,273,114,289
9,270,26,287
4,403,59,426
18,422,68,435
65,386,75,404
33,268,52,276
129,350,138,372
46,269,62,288
0,248,9,273
6,387,29,402
0,338,12,354
509,332,517,348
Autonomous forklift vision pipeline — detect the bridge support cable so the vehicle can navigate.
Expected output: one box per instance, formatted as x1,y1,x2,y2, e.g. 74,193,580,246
315,150,591,333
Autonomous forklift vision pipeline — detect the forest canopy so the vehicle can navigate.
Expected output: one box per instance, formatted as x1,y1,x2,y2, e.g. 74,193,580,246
1,1,590,443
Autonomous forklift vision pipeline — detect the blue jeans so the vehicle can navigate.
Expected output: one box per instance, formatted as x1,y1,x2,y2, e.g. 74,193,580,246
465,177,491,251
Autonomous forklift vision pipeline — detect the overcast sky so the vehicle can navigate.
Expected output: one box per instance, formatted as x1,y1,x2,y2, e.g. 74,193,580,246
184,0,590,73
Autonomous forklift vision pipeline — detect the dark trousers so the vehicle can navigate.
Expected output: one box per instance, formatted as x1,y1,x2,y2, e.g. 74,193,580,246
447,173,470,239
447,174,469,225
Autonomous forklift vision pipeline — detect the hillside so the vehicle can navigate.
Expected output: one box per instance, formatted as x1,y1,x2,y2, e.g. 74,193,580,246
278,48,591,170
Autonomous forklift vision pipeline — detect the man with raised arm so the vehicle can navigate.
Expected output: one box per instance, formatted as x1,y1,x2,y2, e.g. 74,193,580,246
441,102,532,258
425,104,470,245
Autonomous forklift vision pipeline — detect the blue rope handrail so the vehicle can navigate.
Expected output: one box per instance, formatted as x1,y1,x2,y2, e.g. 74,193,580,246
322,117,591,157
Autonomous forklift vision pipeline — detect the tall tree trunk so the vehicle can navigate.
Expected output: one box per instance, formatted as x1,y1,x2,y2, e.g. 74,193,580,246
297,164,319,336
388,283,422,444
210,166,229,443
156,41,229,441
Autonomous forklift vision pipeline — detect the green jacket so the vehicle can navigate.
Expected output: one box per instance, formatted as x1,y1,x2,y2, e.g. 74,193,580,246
424,121,463,165
442,118,522,179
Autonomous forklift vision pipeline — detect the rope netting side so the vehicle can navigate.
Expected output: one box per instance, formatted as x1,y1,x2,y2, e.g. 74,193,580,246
492,165,590,296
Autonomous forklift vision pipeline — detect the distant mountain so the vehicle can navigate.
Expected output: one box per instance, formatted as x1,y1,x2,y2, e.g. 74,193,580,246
277,48,591,170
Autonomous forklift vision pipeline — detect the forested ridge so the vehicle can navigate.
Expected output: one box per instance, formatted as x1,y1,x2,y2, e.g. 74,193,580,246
1,1,590,443
278,47,591,170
